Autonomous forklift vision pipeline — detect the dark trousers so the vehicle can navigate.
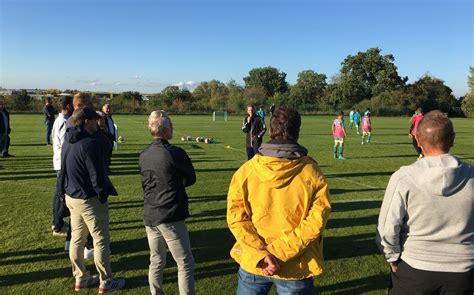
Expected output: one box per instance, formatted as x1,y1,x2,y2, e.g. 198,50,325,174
389,260,474,295
106,138,114,172
412,137,422,156
0,134,10,155
246,146,260,160
45,120,53,145
52,170,65,232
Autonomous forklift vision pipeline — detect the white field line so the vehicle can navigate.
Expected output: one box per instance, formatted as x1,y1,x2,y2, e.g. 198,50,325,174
329,176,383,190
181,135,387,192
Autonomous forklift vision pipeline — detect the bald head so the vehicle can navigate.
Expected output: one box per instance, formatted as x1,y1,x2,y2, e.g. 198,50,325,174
73,93,92,110
416,111,455,154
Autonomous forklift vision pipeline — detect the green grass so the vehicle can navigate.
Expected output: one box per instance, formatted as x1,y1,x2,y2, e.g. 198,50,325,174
0,114,473,294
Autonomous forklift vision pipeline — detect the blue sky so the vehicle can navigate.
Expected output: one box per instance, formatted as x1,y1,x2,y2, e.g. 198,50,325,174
1,0,472,96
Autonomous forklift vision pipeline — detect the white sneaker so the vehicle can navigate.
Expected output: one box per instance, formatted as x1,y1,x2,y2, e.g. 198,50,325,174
99,278,126,294
74,274,99,291
84,247,94,260
64,241,70,252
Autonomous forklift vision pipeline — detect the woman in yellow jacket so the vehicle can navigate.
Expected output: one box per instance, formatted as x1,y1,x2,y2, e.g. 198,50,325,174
227,107,331,294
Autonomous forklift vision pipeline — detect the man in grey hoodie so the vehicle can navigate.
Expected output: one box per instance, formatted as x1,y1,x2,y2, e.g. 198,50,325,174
376,110,474,294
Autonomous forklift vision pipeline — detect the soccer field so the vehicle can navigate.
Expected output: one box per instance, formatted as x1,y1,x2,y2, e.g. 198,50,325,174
1,114,473,294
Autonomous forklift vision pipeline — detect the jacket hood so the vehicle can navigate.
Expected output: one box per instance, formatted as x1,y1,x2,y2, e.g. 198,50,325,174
400,153,472,196
258,140,308,159
252,141,310,188
65,127,90,144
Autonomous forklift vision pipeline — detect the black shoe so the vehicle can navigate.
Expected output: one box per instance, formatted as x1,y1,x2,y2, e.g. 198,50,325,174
2,153,14,158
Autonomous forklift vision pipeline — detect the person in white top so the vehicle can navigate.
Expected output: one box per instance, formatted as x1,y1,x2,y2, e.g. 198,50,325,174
51,96,73,236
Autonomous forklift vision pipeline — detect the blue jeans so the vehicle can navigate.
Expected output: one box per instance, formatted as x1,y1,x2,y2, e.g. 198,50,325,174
237,268,314,295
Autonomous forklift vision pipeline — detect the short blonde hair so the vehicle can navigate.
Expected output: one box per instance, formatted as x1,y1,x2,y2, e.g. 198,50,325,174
73,92,92,109
148,110,172,137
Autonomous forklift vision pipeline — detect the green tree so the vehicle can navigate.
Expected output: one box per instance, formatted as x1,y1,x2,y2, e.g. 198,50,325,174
113,91,143,112
192,80,228,110
9,90,32,111
334,48,407,107
461,67,474,117
226,80,245,113
161,86,192,113
406,75,460,115
243,66,288,97
468,67,474,91
290,70,327,111
243,86,267,108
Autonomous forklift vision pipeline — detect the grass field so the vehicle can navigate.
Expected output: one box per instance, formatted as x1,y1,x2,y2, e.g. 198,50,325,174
0,114,473,294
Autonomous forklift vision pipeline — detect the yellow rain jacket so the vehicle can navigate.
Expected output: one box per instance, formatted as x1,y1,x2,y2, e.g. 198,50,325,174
227,149,331,280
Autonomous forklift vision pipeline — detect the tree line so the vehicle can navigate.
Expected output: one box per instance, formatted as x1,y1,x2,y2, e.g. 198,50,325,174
2,48,473,117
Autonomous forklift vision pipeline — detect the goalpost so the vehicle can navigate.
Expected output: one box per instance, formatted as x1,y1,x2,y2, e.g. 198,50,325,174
212,111,228,121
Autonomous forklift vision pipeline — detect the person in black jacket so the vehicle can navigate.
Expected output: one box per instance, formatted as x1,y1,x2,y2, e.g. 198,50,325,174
101,103,116,168
43,98,58,146
0,101,13,158
242,105,266,160
61,107,125,293
139,110,196,295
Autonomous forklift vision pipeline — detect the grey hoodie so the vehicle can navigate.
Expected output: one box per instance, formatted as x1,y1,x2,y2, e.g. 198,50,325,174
376,153,474,272
258,139,308,159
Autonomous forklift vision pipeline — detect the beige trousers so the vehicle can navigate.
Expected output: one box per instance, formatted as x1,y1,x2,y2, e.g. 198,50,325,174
66,195,112,283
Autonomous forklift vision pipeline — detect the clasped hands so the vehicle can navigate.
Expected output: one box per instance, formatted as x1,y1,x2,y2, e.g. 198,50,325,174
256,245,279,276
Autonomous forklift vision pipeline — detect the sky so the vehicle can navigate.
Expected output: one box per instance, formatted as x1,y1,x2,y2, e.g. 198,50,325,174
0,0,472,96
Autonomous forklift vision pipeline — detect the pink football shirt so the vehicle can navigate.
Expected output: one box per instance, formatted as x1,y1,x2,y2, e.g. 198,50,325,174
333,118,346,138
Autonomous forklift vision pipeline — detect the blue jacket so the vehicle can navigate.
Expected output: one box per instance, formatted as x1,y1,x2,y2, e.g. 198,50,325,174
61,127,117,203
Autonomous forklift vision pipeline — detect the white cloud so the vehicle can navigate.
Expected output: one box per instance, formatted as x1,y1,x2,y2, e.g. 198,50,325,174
172,81,199,90
130,74,142,80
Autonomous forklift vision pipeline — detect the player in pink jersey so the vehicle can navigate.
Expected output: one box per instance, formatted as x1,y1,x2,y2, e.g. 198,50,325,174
332,112,347,159
409,108,424,160
361,113,372,144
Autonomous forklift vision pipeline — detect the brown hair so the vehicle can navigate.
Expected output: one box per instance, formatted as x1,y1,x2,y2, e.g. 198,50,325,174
73,92,92,109
270,107,301,142
417,110,455,152
59,96,73,111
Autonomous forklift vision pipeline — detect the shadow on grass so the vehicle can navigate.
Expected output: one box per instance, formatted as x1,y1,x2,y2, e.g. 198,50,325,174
330,188,383,195
326,215,378,229
318,273,389,294
324,233,378,261
195,167,239,173
112,152,141,159
0,266,71,286
189,195,226,203
0,169,53,176
0,247,65,260
0,174,56,181
11,143,48,147
327,171,394,178
352,154,414,159
331,200,382,212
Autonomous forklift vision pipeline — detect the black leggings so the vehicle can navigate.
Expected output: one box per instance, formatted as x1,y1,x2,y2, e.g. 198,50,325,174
412,137,422,156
